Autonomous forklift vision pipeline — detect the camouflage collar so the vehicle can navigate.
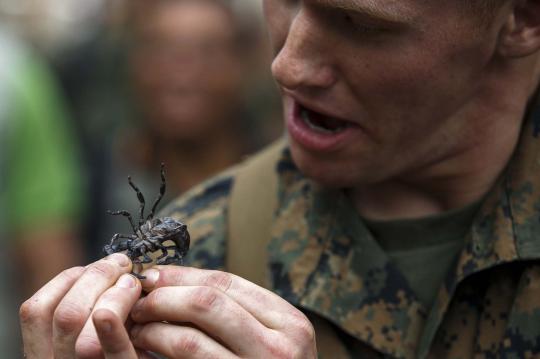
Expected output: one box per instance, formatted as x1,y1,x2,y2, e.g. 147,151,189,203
417,105,540,356
448,103,540,279
268,108,540,359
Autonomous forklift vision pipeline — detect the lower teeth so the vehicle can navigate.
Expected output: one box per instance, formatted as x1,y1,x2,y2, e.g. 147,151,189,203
301,109,346,134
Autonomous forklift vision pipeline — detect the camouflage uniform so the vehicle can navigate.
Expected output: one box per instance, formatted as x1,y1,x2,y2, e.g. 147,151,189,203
163,106,540,358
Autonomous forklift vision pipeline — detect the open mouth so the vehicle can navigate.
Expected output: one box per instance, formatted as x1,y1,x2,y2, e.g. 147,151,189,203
298,105,350,134
287,98,361,151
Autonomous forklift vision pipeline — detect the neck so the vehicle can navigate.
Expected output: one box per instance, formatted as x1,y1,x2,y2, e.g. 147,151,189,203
125,125,245,195
351,56,540,221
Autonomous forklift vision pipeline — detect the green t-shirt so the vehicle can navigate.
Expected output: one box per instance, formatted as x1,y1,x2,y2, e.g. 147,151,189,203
0,33,85,235
363,201,482,309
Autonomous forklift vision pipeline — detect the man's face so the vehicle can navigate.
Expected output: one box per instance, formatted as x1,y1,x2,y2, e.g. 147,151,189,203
131,1,244,141
264,0,505,188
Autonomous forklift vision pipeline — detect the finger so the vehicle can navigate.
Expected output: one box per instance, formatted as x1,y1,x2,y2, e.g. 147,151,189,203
20,266,85,359
76,274,142,358
141,266,298,329
92,308,138,359
131,286,278,356
130,322,237,359
52,254,132,358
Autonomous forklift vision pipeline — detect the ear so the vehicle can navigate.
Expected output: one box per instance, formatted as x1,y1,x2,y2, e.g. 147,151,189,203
498,0,540,58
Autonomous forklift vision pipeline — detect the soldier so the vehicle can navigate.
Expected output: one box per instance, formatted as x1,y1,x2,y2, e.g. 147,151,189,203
19,0,540,358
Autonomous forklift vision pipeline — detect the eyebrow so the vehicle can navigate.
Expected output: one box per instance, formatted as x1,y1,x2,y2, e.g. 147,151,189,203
313,0,415,24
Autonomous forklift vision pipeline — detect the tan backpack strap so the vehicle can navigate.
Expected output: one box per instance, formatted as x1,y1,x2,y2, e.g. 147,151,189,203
228,138,351,358
227,138,286,288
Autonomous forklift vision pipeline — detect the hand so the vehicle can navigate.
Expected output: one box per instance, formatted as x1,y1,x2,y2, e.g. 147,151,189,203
19,253,143,359
100,266,314,358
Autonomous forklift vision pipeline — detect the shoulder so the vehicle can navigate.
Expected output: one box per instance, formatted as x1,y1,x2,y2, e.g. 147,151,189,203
161,166,239,270
164,167,237,220
161,138,291,270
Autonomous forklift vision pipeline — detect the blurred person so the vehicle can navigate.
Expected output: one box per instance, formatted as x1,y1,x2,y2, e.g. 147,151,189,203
83,0,277,259
0,27,85,356
127,0,258,191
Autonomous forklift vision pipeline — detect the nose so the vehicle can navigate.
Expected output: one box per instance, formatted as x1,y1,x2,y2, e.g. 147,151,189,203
271,11,337,91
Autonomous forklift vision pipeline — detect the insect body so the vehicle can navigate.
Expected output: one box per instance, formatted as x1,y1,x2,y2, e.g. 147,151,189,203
103,163,190,279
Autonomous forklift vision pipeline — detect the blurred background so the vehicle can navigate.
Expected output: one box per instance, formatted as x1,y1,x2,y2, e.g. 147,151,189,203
0,0,281,355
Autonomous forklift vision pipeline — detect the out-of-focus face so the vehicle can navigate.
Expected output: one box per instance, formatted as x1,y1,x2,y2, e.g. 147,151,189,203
131,0,244,141
264,0,506,188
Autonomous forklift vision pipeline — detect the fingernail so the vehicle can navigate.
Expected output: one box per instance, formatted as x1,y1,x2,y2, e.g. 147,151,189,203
141,269,159,286
107,253,130,267
116,274,136,288
130,324,143,339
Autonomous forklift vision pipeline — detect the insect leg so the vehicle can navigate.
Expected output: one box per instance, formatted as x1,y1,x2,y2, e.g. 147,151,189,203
155,242,171,264
147,163,166,221
130,253,140,263
141,252,154,264
107,210,138,234
103,244,116,255
111,234,137,243
131,271,146,280
161,245,184,265
128,176,146,227
162,255,183,266
129,254,146,279
104,234,135,255
131,246,153,264
109,233,120,245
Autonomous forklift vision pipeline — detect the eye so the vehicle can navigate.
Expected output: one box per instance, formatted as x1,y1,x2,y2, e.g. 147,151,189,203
343,13,384,34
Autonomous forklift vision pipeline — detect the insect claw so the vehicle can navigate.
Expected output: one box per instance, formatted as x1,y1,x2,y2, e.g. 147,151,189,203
131,271,146,280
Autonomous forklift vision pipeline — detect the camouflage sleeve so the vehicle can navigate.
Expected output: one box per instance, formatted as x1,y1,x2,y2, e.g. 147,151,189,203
160,167,239,270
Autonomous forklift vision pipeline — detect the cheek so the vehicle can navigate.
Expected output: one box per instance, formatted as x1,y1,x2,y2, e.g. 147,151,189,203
345,34,490,122
336,53,442,153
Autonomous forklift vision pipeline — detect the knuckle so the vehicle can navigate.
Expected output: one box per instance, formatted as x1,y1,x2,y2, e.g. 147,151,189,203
273,340,311,359
266,342,297,359
62,266,85,281
86,261,118,280
203,271,233,292
19,267,83,327
53,302,88,334
290,313,315,342
288,308,309,323
19,298,45,326
172,332,200,355
190,286,220,313
261,331,313,359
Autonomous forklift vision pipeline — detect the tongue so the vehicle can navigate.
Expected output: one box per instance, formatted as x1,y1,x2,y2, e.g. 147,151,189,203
308,111,347,131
